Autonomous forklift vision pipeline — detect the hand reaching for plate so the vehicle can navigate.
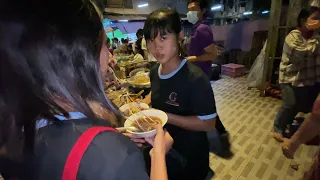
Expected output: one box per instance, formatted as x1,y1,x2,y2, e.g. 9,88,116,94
145,124,173,156
123,132,146,147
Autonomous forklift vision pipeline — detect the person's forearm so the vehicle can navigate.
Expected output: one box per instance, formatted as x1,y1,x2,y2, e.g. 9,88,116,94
195,52,216,62
142,92,151,105
194,44,217,62
150,152,168,180
291,114,320,145
167,113,215,131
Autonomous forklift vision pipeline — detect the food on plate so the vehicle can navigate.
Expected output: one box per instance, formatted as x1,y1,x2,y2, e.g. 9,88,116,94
106,89,128,107
120,102,149,116
124,109,168,137
132,116,162,132
123,106,147,116
132,76,150,84
106,90,123,100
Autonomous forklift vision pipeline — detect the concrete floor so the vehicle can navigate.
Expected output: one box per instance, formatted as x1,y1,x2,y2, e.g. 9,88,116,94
210,76,318,180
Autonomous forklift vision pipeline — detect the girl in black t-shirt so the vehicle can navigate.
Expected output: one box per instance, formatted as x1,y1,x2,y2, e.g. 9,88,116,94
131,8,217,180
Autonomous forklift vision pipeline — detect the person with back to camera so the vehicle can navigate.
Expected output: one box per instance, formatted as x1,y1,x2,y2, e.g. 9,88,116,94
0,0,173,179
127,8,217,180
186,0,231,156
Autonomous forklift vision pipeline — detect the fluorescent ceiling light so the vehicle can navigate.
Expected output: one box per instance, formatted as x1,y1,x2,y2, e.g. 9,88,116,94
211,5,222,11
243,11,253,15
262,10,270,14
118,20,128,22
138,3,148,8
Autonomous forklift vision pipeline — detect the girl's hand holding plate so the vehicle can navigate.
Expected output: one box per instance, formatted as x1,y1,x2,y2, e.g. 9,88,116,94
145,124,173,156
123,132,146,147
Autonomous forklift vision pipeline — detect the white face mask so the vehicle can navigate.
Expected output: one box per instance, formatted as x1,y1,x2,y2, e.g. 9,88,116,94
187,11,199,24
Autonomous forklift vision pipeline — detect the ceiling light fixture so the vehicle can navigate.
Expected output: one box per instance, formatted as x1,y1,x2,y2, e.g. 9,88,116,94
262,10,270,14
118,20,128,22
137,3,148,8
211,5,223,11
243,11,253,15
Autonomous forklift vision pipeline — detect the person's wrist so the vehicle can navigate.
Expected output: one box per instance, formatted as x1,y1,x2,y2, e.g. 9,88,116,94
166,113,173,123
150,148,166,157
290,139,301,151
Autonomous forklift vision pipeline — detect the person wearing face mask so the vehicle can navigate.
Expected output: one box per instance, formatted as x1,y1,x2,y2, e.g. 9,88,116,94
186,0,231,156
273,8,320,142
186,0,217,76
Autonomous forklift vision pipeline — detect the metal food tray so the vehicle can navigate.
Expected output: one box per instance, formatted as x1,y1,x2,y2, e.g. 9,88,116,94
118,60,148,68
129,68,150,77
127,74,151,88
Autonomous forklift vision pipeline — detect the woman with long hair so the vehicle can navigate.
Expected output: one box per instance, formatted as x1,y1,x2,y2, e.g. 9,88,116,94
0,0,171,179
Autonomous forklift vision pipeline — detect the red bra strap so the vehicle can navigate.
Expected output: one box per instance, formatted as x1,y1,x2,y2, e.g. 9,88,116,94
62,126,118,180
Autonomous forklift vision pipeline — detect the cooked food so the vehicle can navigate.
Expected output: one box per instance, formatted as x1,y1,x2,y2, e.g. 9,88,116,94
132,116,162,132
122,105,148,117
106,89,128,107
106,91,123,100
113,98,126,108
132,76,150,84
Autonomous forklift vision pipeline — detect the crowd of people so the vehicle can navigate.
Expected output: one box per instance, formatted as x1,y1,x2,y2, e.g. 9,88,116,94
1,0,320,179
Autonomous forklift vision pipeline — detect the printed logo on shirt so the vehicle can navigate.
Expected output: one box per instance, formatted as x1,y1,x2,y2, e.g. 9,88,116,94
166,92,179,107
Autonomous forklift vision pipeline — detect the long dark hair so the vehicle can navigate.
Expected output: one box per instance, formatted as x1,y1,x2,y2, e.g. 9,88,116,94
0,0,122,156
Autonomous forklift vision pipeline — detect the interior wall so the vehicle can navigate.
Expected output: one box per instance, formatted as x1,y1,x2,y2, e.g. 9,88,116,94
211,19,269,51
113,22,144,34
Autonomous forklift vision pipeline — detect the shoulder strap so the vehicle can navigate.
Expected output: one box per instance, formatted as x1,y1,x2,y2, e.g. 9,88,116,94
62,126,118,180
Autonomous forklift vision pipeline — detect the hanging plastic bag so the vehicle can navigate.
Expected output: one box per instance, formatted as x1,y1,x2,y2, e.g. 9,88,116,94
247,40,267,88
311,0,320,8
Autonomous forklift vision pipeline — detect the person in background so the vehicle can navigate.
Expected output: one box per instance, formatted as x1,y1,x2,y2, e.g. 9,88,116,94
118,39,129,54
106,37,111,49
112,38,120,50
273,8,320,142
104,38,121,90
0,0,173,179
186,0,217,76
106,37,114,54
134,29,148,59
135,30,147,58
133,8,216,180
186,0,230,155
281,93,320,180
134,40,145,61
